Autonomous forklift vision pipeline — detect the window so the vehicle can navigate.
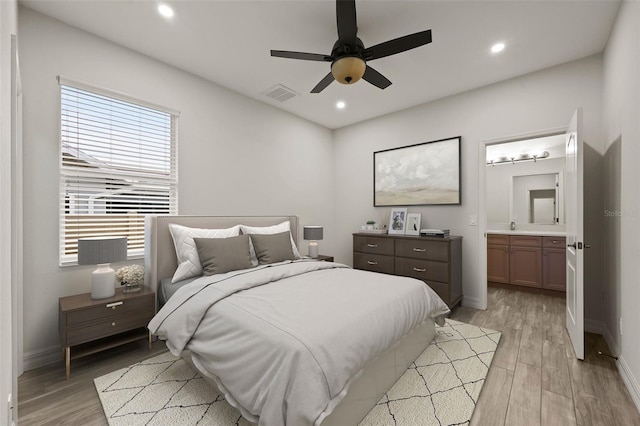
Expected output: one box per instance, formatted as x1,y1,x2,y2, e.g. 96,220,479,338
59,79,178,265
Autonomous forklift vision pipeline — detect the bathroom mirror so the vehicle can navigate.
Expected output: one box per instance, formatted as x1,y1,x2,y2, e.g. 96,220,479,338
511,173,562,225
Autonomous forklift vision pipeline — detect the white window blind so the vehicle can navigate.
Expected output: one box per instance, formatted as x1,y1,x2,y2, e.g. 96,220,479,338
59,82,178,265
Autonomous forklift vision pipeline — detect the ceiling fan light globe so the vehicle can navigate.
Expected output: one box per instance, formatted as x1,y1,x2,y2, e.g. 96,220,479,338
331,56,366,85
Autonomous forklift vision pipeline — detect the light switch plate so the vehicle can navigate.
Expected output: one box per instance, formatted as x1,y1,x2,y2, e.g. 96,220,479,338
469,215,477,226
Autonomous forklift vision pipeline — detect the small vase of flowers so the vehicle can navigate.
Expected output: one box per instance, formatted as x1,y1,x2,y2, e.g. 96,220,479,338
116,264,144,293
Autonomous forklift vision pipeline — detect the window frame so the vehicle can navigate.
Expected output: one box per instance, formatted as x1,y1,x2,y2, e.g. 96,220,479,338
58,77,179,266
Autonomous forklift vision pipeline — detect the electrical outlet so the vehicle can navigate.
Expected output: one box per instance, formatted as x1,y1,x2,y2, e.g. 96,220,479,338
469,215,477,226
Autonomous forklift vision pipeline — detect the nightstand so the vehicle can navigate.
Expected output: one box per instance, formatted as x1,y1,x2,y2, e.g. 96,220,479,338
59,287,155,380
316,254,334,262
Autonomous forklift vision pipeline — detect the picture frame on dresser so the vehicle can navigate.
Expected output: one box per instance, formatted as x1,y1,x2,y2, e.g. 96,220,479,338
373,136,461,206
388,208,408,234
405,213,421,236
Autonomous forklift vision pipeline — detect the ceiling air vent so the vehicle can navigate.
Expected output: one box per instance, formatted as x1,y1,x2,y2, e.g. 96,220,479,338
263,84,299,103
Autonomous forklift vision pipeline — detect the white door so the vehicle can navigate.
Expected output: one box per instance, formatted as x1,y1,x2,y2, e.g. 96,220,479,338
565,108,584,360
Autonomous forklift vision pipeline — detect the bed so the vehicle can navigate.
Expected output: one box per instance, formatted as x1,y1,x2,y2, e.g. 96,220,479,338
144,215,450,425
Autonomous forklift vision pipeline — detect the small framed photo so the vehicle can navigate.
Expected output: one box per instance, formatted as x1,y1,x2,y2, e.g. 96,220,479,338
388,208,408,234
406,213,422,236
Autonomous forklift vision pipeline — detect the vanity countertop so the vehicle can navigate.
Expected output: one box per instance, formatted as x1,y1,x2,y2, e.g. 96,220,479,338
487,230,566,236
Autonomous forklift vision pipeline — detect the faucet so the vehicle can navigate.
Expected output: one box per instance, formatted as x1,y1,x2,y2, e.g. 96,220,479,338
510,221,516,230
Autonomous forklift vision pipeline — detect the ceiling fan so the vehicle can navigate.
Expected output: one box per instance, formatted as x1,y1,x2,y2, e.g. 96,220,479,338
270,0,432,93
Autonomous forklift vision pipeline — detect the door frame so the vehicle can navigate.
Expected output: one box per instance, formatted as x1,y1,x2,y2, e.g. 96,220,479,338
478,126,566,310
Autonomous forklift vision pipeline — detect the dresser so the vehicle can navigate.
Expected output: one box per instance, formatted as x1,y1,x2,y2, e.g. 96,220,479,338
353,233,463,308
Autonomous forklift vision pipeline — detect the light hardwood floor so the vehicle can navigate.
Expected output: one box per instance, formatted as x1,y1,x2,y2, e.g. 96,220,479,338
453,285,640,426
18,286,640,425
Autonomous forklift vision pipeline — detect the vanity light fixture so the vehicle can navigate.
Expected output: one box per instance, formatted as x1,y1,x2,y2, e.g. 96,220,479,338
487,151,550,166
491,42,505,54
158,3,174,18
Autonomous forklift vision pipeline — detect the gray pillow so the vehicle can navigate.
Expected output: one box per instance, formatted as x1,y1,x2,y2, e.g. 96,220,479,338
250,231,296,264
194,234,252,276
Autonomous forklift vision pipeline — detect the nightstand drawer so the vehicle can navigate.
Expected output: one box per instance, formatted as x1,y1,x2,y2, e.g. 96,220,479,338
395,257,449,283
353,252,394,274
395,239,448,262
353,236,394,256
64,294,154,327
65,313,152,346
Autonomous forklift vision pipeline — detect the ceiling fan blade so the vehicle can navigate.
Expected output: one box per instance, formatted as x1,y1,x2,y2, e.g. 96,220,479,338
362,65,392,90
336,0,358,44
271,50,331,62
311,72,335,93
363,29,432,61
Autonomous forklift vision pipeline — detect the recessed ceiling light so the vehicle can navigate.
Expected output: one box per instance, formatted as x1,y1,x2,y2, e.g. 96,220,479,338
158,4,174,18
491,42,505,54
336,101,346,110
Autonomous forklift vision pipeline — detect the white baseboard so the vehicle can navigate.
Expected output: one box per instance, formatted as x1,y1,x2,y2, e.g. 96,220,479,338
22,344,62,372
618,355,640,413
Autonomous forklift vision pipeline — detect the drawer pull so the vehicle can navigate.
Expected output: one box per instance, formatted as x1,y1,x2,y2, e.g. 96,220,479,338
367,261,379,265
366,244,378,248
111,322,116,327
552,240,560,244
106,302,123,310
413,248,426,252
413,267,427,272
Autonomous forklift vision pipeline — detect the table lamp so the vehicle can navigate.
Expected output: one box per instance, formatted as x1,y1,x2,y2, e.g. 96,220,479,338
78,236,127,299
303,226,323,259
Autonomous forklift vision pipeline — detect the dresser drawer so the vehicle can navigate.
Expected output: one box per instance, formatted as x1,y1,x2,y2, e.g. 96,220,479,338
64,294,154,327
543,236,566,248
65,313,152,346
395,257,449,283
509,235,542,247
395,238,448,262
353,252,394,274
353,236,394,256
487,234,509,245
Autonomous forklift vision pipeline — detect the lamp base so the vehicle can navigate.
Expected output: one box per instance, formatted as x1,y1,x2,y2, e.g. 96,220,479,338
91,263,116,299
308,241,318,259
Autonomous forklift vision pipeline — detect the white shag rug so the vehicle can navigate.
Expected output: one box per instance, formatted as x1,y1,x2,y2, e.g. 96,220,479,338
95,319,500,426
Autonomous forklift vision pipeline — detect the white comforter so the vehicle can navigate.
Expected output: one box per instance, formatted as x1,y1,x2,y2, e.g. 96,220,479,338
148,260,450,425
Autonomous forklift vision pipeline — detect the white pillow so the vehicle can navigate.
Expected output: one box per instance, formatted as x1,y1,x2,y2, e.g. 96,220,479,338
240,221,301,265
169,223,241,283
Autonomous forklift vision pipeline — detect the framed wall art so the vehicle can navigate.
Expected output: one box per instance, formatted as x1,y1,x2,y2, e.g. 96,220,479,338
388,208,408,234
374,136,461,206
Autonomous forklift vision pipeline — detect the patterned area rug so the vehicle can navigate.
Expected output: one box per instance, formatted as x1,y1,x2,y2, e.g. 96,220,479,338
95,319,500,425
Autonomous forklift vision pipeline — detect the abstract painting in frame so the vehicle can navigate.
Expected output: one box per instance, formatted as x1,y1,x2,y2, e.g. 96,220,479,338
374,136,461,206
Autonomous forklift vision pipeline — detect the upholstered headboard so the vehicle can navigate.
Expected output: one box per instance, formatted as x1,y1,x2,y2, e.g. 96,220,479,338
144,215,299,295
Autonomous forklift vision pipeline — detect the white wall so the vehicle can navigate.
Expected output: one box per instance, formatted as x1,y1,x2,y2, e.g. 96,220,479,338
18,7,335,367
486,157,565,225
1,1,18,422
333,55,604,313
601,0,640,409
